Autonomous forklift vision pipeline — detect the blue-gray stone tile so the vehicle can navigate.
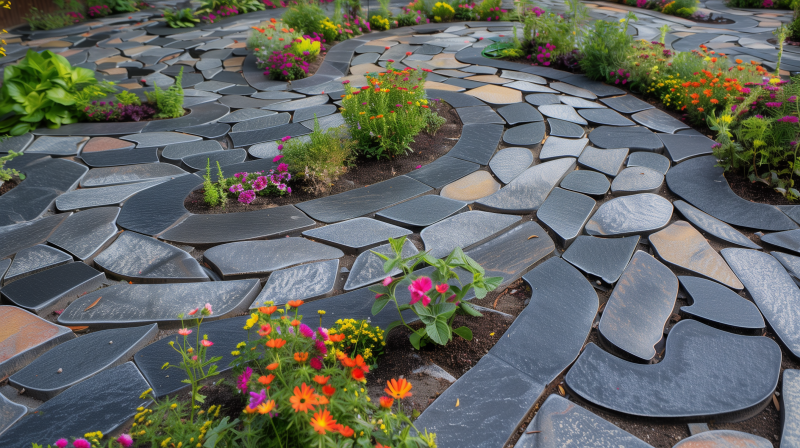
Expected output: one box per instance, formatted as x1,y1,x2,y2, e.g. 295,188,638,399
610,166,664,196
550,82,597,100
586,193,673,237
502,122,546,146
760,229,800,254
500,70,546,84
673,200,759,249
547,118,585,138
302,217,412,253
264,95,329,111
600,95,655,114
577,146,629,177
540,136,588,161
456,106,505,125
0,134,33,154
47,207,120,261
405,155,480,189
579,108,634,126
537,188,596,247
504,81,556,93
3,245,72,286
375,195,467,228
559,170,610,197
80,163,188,188
204,238,343,280
0,214,71,260
632,108,690,134
177,122,230,139
658,134,716,162
1,262,105,316
0,393,26,438
252,259,339,307
559,96,606,109
94,231,207,283
121,131,201,148
218,108,276,123
26,136,87,156
783,370,800,447
56,179,169,211
679,276,764,333
496,102,542,125
117,174,202,236
476,158,576,214
538,104,587,125
293,104,337,123
344,239,419,290
80,147,159,167
231,112,291,132
426,90,485,108
526,93,561,106
563,235,639,284
447,123,504,165
627,151,670,175
589,126,664,152
421,210,522,259
229,122,311,147
489,147,533,184
162,140,223,163
181,149,246,171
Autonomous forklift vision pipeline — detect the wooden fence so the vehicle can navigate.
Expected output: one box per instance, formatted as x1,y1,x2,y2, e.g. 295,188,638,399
0,0,62,31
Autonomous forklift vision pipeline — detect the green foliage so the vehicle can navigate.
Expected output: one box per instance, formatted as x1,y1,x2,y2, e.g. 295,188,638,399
203,159,228,207
431,1,455,21
498,48,524,58
775,24,791,75
197,0,266,16
378,0,391,17
792,17,800,42
661,0,696,17
248,20,303,67
0,150,24,182
281,117,355,194
163,8,200,28
0,50,110,135
579,19,633,83
283,1,327,35
88,0,138,13
145,67,185,118
23,7,79,30
115,90,141,106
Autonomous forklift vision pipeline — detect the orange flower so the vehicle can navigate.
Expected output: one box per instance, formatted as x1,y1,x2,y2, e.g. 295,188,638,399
341,356,356,368
287,300,304,308
257,400,275,414
351,368,365,381
697,107,704,112
291,383,319,413
290,319,300,327
329,333,345,343
376,443,391,448
310,408,338,434
337,425,355,437
270,17,276,23
258,374,275,385
267,362,280,370
380,396,394,409
313,375,329,385
322,385,335,396
294,352,309,363
711,57,717,62
385,378,412,399
259,305,277,315
266,338,286,349
243,405,258,414
710,99,719,104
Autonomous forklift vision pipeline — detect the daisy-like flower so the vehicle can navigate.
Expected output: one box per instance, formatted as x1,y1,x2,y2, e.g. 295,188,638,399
258,374,275,385
380,396,394,409
259,305,278,315
299,323,315,338
200,339,213,347
256,399,275,414
287,299,305,308
178,328,192,336
267,362,280,370
337,425,355,437
385,378,413,399
116,434,133,448
266,338,287,349
313,375,329,385
290,383,319,413
310,408,338,434
294,352,309,363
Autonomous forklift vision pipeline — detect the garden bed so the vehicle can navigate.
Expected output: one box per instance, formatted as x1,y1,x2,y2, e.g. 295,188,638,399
0,178,19,196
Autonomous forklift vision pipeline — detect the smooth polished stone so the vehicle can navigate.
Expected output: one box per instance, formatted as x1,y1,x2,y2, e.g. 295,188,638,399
253,259,339,307
447,124,504,165
578,146,629,177
563,235,639,284
80,163,187,187
477,158,576,214
426,90,485,108
0,362,151,447
589,126,664,152
773,252,800,287
632,108,690,134
537,188,596,247
496,102,542,125
231,112,291,132
722,248,800,359
9,324,158,401
560,75,625,98
559,96,605,109
600,95,654,114
627,151,670,175
0,306,75,378
666,156,797,231
1,262,105,315
586,193,673,237
550,82,597,100
658,134,716,162
540,137,588,161
344,240,419,290
182,149,246,171
296,175,431,224
579,108,634,126
650,221,743,289
94,231,207,283
526,93,561,106
80,147,159,167
598,250,678,361
611,166,664,196
58,280,260,329
783,370,800,447
229,122,311,147
3,245,72,285
673,431,771,448
117,174,202,236
162,140,223,163
406,156,480,189
559,170,610,197
264,95,329,112
547,118,585,139
121,131,201,148
47,207,119,261
674,200,760,249
538,104,587,125
419,209,520,258
0,214,70,260
456,106,505,125
376,195,467,228
251,91,304,100
177,122,230,139
301,113,346,132
567,319,780,420
302,217,411,253
204,238,343,280
25,136,86,156
56,180,166,211
465,85,523,105
502,122,545,146
514,395,653,448
679,276,764,333
0,393,26,437
500,70,546,84
194,80,234,92
293,104,337,123
761,230,800,254
489,147,533,184
0,134,33,153
218,108,275,123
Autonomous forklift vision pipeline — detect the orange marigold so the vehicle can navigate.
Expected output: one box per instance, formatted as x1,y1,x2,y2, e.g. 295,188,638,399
380,396,394,409
385,378,413,399
290,383,319,413
258,374,275,385
310,408,338,434
266,338,286,349
294,352,309,363
287,300,305,308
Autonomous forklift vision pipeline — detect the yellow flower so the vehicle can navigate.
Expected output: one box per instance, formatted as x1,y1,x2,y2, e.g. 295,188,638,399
720,115,733,124
139,388,153,399
231,350,240,356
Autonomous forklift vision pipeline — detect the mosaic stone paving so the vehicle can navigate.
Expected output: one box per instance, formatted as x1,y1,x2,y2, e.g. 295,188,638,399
0,0,796,446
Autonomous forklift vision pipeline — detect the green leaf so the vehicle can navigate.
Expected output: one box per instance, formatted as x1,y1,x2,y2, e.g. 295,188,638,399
409,329,424,350
453,326,473,341
372,296,391,315
484,276,503,291
45,86,75,106
473,285,487,299
425,316,451,345
389,236,407,255
460,301,483,317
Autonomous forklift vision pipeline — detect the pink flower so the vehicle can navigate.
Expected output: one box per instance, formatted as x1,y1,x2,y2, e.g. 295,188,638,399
273,154,284,163
201,339,213,347
281,136,291,142
415,165,422,169
299,323,315,338
116,434,133,448
310,356,323,370
277,163,289,172
778,116,799,123
204,303,213,315
238,367,253,392
55,440,68,448
178,328,192,336
238,190,256,204
188,308,199,316
382,276,393,286
73,440,91,448
408,276,432,307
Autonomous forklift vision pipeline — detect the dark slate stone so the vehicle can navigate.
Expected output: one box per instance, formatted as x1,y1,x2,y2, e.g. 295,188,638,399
1,262,105,316
344,239,419,290
231,113,291,132
538,104,587,125
302,217,412,253
143,103,230,133
550,82,597,100
586,193,672,237
577,146,628,177
0,214,70,260
784,370,800,446
81,163,188,187
679,276,764,333
674,200,760,249
444,78,486,90
627,151,670,175
182,149,246,171
0,362,151,447
658,134,716,162
47,207,119,261
0,158,87,227
567,319,781,420
560,75,625,98
773,251,800,287
253,259,339,307
502,122,546,147
420,209,519,258
229,122,311,147
351,52,380,65
293,104,337,123
547,118,585,139
81,147,159,167
560,170,610,197
264,95,329,112
163,205,316,245
94,231,207,283
219,108,276,123
251,91,304,100
405,155,480,189
563,235,639,284
179,72,204,88
59,280,260,329
162,140,223,163
540,137,588,161
447,124,504,165
0,306,75,379
56,179,168,211
504,81,556,93
117,174,202,236
598,250,678,361
220,95,285,109
9,324,158,401
559,96,605,109
375,195,467,228
477,158,576,214
489,147,533,184
121,131,201,148
3,245,72,286
578,108,634,127
456,106,505,125
537,188,596,247
496,102,542,125
632,108,690,134
204,238,343,280
0,134,33,154
722,248,800,359
673,431,771,448
26,136,86,156
611,166,664,196
589,126,664,152
218,85,257,96
301,113,346,132
757,229,800,254
600,95,654,114
0,393,26,437
195,80,234,93
526,93,561,106
666,156,798,231
426,90,485,108
296,175,431,224
33,121,148,137
177,122,230,139
514,395,653,448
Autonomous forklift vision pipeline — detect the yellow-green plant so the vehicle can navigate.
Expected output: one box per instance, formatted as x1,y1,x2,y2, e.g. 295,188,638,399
370,14,391,30
431,1,455,21
281,117,355,194
290,36,321,62
328,319,386,367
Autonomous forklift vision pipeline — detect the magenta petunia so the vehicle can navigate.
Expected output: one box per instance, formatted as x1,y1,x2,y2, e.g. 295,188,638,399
116,434,133,448
72,440,91,448
778,116,799,123
310,356,323,370
238,190,256,204
408,276,432,306
272,154,284,163
55,440,68,448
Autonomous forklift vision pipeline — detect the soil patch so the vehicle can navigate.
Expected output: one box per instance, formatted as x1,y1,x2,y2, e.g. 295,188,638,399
684,14,735,24
184,101,462,214
0,178,19,196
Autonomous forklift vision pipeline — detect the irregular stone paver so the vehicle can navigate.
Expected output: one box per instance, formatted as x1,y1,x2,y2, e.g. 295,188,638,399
502,122,546,146
56,179,168,211
465,84,523,105
567,319,781,420
95,231,207,283
58,280,260,329
547,118,585,138
679,276,764,333
82,137,134,153
421,211,521,259
80,163,188,187
345,240,419,290
540,136,587,161
773,252,800,287
632,108,690,134
559,96,605,109
658,134,716,162
204,238,343,279
477,158,576,214
489,147,533,184
25,136,87,156
761,230,800,254
579,108,634,127
589,126,664,151
722,248,800,359
674,200,760,249
440,171,501,202
3,245,72,285
456,106,505,125
117,174,202,236
537,188,596,248
0,214,70,260
563,235,639,284
0,393,26,438
500,70,546,84
526,93,561,106
253,259,339,307
538,104,587,125
611,166,664,196
559,170,610,197
121,131,201,148
9,324,158,400
376,195,466,228
514,395,653,448
577,146,629,177
496,102,543,125
600,95,655,114
1,262,106,316
550,82,597,100
627,151,670,175
0,134,33,154
446,123,504,165
784,370,800,447
0,306,75,378
586,193,673,237
302,217,412,253
182,148,247,171
673,431,771,448
47,207,119,261
81,147,158,167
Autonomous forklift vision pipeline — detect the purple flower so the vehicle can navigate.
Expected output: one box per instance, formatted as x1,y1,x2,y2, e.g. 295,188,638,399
248,389,267,409
252,176,269,191
778,116,799,123
766,102,783,108
277,163,288,172
237,367,253,392
281,136,292,142
229,184,244,193
238,190,256,204
299,323,314,338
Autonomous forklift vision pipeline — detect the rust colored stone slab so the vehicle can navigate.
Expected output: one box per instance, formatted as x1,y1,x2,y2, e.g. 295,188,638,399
82,137,135,153
465,85,523,105
425,81,464,92
672,430,771,447
440,171,501,202
649,221,743,290
0,306,75,378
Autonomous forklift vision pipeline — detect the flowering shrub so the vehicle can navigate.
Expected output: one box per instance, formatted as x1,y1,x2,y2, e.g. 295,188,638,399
432,2,455,21
82,101,155,122
280,118,356,194
202,5,239,23
328,319,386,367
454,2,478,20
202,160,292,207
265,51,309,81
340,63,444,159
527,42,556,66
370,237,503,349
318,14,369,41
248,18,302,67
230,301,437,447
290,35,322,62
370,14,391,30
32,432,135,448
87,5,110,17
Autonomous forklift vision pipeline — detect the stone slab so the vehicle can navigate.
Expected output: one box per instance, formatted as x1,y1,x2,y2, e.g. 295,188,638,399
80,163,188,187
627,151,670,175
489,147,534,184
496,102,543,125
375,195,467,228
302,217,412,253
3,245,72,286
540,137,588,161
538,104,587,125
80,147,159,167
82,137,134,153
586,193,673,237
121,131,201,148
679,276,764,333
440,171,501,202
0,214,70,260
117,174,202,236
456,106,505,125
231,113,291,133
1,262,105,316
502,122,546,146
783,370,800,447
406,156,480,189
550,82,597,100
577,146,629,177
563,235,640,284
204,238,343,280
421,210,522,259
526,93,561,106
47,207,120,261
559,96,606,109
0,306,75,379
476,158,576,214
426,90,485,108
344,239,419,290
252,259,339,307
589,126,664,152
773,252,800,287
264,95,329,112
229,122,311,147
559,170,610,197
632,108,690,134
673,431,771,448
611,166,664,196
181,149,247,171
25,136,86,156
0,393,26,438
579,108,634,126
761,230,800,254
658,134,716,162
447,124,504,165
177,122,230,139
547,118,585,139
162,140,223,163
600,95,655,114
95,231,207,283
504,81,557,93
56,179,167,211
465,85,523,105
537,188,596,247
0,134,33,154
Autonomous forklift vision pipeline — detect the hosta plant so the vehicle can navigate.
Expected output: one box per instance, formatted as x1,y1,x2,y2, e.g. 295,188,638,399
163,7,200,28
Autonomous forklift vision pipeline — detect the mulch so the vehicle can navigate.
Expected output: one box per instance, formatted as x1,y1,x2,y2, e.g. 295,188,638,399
0,178,19,196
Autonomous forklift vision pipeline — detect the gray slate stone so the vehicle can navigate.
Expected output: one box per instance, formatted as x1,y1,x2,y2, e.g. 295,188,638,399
577,146,629,177
567,319,781,420
540,137,588,161
0,262,106,316
500,70,546,84
773,252,800,288
204,238,343,280
679,276,764,333
502,122,546,146
293,105,338,123
376,195,467,228
526,93,561,106
181,149,246,171
489,147,533,184
421,211,521,259
496,102,543,125
218,108,276,123
117,174,203,236
550,82,597,100
80,163,188,187
563,235,640,284
547,118,585,139
26,136,86,156
674,200,759,249
627,151,670,175
0,134,33,154
405,156,480,189
0,306,75,379
231,113,291,132
0,214,71,260
457,106,505,125
58,280,260,329
586,193,673,237
762,230,800,254
344,240,419,290
632,108,690,134
600,95,654,114
611,166,664,196
302,217,412,253
673,431,771,448
264,95,329,112
3,245,72,286
578,108,634,127
47,207,120,261
559,96,606,109
783,370,800,447
121,132,201,148
94,231,208,283
56,179,168,211
658,134,716,162
9,324,158,400
537,188,596,247
589,126,664,152
476,158,576,214
252,259,339,307
559,170,610,197
447,124,504,165
538,104,587,125
0,393,26,438
162,140,223,163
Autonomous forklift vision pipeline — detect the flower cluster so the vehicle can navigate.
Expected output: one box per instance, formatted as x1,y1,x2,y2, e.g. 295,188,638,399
226,167,292,204
248,18,303,65
87,5,110,18
47,432,133,448
527,43,556,66
265,50,309,81
329,319,386,366
609,68,631,85
83,101,156,122
202,5,239,23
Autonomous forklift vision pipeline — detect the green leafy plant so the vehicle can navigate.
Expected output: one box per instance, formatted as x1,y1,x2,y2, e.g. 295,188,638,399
248,19,303,67
0,150,24,182
431,1,455,21
774,24,790,75
579,19,633,83
163,7,200,28
23,8,80,30
281,117,355,194
115,90,141,106
283,1,328,35
369,14,391,30
145,67,185,118
88,0,138,13
203,159,228,207
378,0,391,17
370,236,503,349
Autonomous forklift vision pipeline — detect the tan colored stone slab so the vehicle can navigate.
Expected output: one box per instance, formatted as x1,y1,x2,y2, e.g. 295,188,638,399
465,75,511,85
649,220,744,290
224,57,245,68
24,37,66,47
129,35,156,43
758,20,781,27
340,74,369,88
350,63,383,76
83,137,135,153
117,82,142,90
465,85,522,104
99,67,128,76
96,56,130,65
432,53,457,60
440,171,501,202
122,45,158,57
41,40,73,48
230,41,247,49
424,81,464,92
